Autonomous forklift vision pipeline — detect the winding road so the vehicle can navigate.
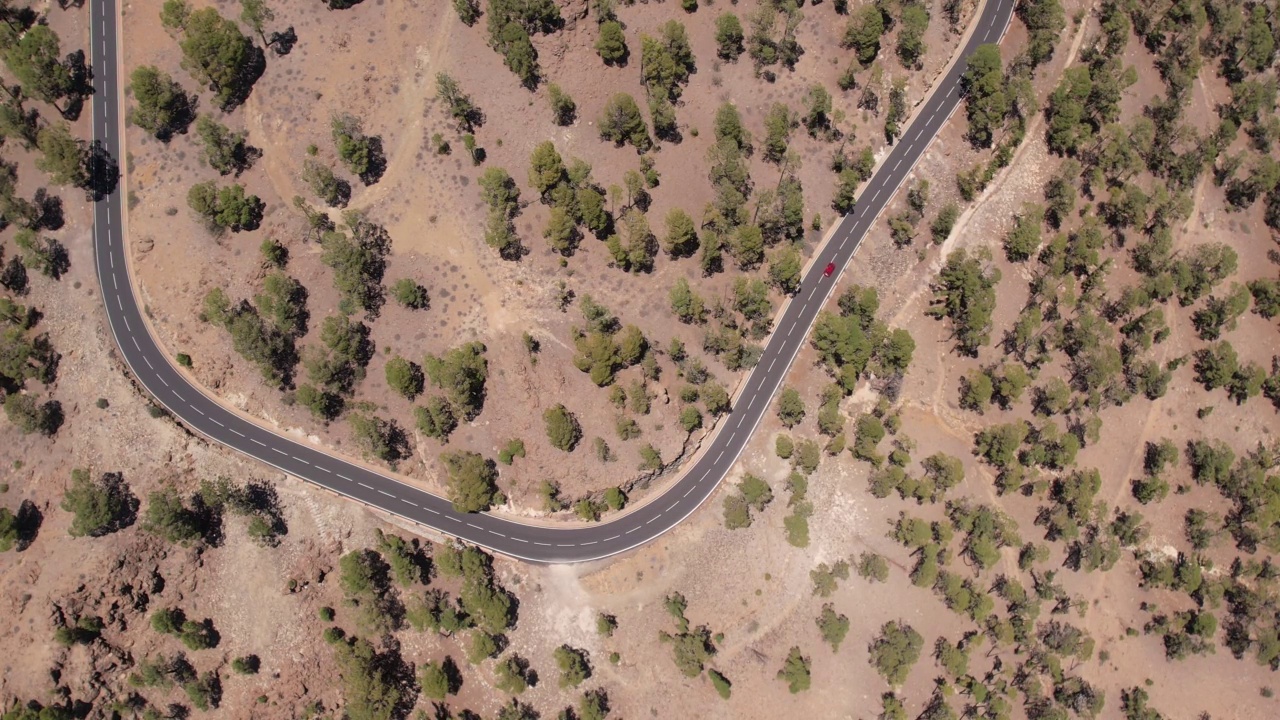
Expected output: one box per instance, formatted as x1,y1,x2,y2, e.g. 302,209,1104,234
88,0,1014,563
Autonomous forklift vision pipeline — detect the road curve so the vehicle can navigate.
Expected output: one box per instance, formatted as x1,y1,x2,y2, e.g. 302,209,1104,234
89,0,1015,563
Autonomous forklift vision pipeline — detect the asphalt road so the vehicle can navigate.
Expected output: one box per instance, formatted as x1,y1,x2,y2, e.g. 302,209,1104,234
89,0,1014,563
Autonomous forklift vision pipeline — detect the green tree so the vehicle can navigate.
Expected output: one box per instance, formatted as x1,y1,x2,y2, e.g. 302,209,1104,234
141,488,206,545
239,0,275,44
187,181,264,231
762,102,795,163
669,277,707,323
330,636,405,720
35,123,87,188
384,356,424,400
0,91,40,149
494,653,532,694
960,44,1009,148
424,342,488,419
598,93,651,152
418,658,457,700
441,450,502,512
842,5,885,66
175,7,262,110
547,83,577,125
1003,204,1044,261
453,0,480,25
61,469,135,538
528,140,566,198
478,171,524,257
195,114,255,175
897,4,930,68
715,13,745,60
332,113,382,183
0,507,18,552
857,552,890,582
349,413,409,462
596,21,629,65
664,207,699,258
12,229,69,280
3,25,76,109
769,245,803,295
869,621,923,686
130,65,196,140
415,396,458,441
803,84,833,136
928,249,999,355
1018,0,1066,66
931,203,959,244
435,73,483,133
254,272,307,337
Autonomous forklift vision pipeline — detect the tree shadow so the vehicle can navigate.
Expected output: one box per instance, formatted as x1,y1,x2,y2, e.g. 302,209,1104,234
15,500,42,551
2,256,30,296
32,189,64,231
84,140,119,201
268,27,297,56
441,655,464,695
57,49,94,122
358,136,387,186
154,95,199,144
214,45,267,113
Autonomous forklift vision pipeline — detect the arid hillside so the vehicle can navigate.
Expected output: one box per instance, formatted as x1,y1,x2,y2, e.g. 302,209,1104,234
3,0,1280,719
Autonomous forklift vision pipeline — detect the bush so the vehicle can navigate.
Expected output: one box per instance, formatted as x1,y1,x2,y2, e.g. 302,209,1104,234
495,653,532,694
497,438,526,465
604,487,627,511
187,181,264,232
776,387,805,428
816,603,850,651
709,668,732,699
141,487,207,545
638,444,662,471
419,658,459,700
776,646,811,693
415,396,458,441
543,404,582,451
391,278,429,309
597,612,618,637
679,405,704,432
384,356,424,399
178,619,219,650
554,645,592,688
231,655,260,674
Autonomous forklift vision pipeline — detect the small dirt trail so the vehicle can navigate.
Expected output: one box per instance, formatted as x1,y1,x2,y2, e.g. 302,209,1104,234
343,12,459,215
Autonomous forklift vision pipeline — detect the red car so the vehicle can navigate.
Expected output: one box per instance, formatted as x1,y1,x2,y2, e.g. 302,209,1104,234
823,262,836,278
